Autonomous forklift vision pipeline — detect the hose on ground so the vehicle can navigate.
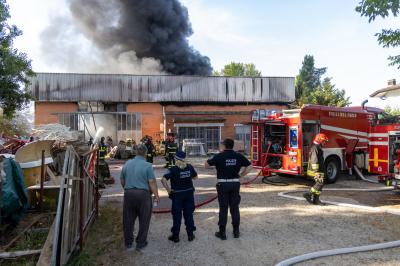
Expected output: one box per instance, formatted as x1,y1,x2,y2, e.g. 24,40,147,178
353,165,379,184
275,186,400,266
275,240,400,266
262,175,289,186
153,194,218,214
154,172,262,214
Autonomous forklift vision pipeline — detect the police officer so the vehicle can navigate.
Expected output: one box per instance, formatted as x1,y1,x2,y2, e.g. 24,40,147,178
98,137,109,189
165,134,177,168
303,133,329,205
161,151,198,242
205,139,252,240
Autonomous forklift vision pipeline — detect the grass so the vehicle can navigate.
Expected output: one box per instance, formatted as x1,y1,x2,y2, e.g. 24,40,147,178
0,257,39,266
67,203,124,266
0,230,47,266
0,214,54,266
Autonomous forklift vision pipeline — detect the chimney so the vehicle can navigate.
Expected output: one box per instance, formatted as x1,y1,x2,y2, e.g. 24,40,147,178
388,79,396,86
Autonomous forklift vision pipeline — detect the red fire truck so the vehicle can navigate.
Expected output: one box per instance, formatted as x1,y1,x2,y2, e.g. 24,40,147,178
250,104,400,183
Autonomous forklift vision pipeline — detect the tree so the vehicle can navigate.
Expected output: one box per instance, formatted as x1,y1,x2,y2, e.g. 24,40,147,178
356,0,400,68
0,112,31,136
295,55,351,107
310,78,351,107
0,0,34,118
214,62,262,77
384,105,400,115
295,55,326,106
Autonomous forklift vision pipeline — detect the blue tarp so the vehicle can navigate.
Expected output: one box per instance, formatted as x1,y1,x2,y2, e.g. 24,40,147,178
1,158,28,226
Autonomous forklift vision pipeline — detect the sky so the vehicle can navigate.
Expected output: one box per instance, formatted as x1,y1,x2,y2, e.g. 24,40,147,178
6,0,400,108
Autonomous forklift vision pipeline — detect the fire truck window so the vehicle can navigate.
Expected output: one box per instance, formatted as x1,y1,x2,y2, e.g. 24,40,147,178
289,127,298,148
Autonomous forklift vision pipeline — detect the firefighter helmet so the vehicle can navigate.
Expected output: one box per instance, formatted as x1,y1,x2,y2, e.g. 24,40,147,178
314,133,328,144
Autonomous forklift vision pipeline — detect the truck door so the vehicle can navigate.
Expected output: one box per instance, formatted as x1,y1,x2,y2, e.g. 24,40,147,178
285,126,301,173
301,122,319,171
389,131,400,176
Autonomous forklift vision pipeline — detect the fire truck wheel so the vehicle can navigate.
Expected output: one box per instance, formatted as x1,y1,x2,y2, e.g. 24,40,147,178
324,157,340,184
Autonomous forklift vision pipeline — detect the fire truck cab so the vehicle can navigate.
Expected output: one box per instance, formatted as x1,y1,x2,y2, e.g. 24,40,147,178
250,105,400,183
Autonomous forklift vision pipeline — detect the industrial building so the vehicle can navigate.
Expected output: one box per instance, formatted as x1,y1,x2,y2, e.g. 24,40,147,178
28,73,295,153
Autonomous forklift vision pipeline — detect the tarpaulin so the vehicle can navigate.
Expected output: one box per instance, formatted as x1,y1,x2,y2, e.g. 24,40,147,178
1,158,28,225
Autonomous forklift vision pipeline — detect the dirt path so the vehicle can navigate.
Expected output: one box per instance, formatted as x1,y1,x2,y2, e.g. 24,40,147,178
71,157,400,266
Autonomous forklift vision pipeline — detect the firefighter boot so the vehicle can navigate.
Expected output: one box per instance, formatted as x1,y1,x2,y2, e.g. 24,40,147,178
233,226,240,238
168,233,180,243
215,226,227,240
312,195,325,206
303,192,313,204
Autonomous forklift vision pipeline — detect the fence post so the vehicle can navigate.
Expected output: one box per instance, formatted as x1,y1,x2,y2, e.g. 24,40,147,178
79,156,84,250
40,150,45,212
95,149,99,217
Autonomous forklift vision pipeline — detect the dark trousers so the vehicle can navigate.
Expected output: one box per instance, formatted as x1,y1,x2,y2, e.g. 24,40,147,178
98,160,110,185
171,190,196,235
166,154,175,167
146,154,154,163
123,189,153,247
216,182,241,227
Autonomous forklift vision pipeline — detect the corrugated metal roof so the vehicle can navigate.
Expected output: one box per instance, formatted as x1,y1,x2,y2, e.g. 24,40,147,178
27,73,295,103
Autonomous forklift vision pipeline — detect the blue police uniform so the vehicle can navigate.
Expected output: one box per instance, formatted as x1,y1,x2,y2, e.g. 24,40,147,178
207,150,251,233
164,163,197,237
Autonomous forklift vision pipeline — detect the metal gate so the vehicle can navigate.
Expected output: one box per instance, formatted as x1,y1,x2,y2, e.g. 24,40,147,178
177,126,220,153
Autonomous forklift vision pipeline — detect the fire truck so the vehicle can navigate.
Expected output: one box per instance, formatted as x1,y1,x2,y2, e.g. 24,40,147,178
250,104,400,183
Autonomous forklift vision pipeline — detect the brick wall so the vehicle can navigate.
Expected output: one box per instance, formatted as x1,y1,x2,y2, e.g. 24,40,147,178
127,103,163,141
165,104,286,139
34,102,286,142
34,102,78,125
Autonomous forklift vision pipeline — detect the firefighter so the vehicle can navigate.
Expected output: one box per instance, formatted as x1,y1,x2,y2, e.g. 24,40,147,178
106,136,113,153
98,137,110,189
142,135,155,163
87,137,93,147
161,151,198,243
164,134,177,168
303,133,329,205
205,139,252,240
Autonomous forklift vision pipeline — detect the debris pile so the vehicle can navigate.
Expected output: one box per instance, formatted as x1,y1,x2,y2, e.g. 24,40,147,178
32,124,79,142
0,138,27,154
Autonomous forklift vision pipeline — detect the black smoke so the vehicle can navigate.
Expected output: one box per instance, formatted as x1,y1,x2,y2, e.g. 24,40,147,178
68,0,212,75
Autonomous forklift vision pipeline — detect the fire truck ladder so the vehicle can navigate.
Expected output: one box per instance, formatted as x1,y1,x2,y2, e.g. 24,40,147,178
251,125,259,162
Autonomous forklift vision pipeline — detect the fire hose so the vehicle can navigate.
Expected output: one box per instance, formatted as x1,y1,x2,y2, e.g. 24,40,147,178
275,167,400,266
153,170,262,214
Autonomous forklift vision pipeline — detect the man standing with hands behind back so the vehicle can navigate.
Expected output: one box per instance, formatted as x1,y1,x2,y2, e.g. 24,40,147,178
120,144,160,251
205,139,252,240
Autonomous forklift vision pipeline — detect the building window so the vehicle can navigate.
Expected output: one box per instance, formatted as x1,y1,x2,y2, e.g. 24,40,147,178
58,113,79,130
177,126,221,153
117,103,127,112
55,112,142,143
235,124,251,154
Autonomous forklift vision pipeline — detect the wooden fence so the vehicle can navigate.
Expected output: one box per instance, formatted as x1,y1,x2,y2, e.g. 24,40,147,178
51,146,99,265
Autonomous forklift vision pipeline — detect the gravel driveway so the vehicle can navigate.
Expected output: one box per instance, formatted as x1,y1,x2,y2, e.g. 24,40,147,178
80,157,400,266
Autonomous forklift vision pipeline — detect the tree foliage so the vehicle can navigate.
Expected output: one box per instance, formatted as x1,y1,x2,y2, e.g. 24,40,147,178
356,0,400,68
384,105,400,115
0,113,31,136
0,0,34,118
214,62,262,77
295,55,351,107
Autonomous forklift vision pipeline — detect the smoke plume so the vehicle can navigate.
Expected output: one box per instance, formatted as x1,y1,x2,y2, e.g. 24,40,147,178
66,0,212,75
